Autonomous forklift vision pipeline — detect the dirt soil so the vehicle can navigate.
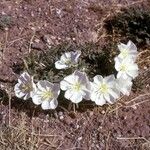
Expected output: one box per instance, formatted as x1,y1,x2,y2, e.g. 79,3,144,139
0,0,150,150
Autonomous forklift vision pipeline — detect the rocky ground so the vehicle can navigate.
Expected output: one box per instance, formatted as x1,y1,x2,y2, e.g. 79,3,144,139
0,0,150,150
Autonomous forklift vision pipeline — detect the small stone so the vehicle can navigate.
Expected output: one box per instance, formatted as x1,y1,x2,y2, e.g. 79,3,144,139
31,27,36,31
89,111,93,116
78,136,82,141
4,27,9,31
1,12,6,15
58,111,63,116
54,112,58,118
38,8,42,12
31,12,34,17
59,116,64,120
34,38,40,43
76,124,80,129
132,105,137,109
31,43,44,50
42,35,54,45
101,110,105,114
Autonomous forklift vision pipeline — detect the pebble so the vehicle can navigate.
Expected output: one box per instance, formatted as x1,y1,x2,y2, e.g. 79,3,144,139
31,43,44,50
59,116,64,120
78,136,82,141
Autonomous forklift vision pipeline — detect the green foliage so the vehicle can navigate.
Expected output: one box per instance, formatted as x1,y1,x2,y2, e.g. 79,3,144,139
0,89,8,101
104,7,150,47
0,15,13,30
24,42,115,83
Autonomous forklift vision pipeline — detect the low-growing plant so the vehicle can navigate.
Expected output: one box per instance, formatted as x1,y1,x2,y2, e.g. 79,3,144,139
14,40,139,110
104,7,150,47
0,15,13,30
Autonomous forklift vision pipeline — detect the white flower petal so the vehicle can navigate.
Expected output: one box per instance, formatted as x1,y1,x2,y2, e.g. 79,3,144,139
104,93,111,103
90,82,98,91
116,77,132,96
93,75,103,84
52,84,60,98
23,93,31,100
118,43,127,52
14,83,21,91
37,80,51,91
32,94,43,105
15,91,26,99
104,75,115,84
31,82,37,95
72,51,81,63
83,90,91,100
70,92,83,103
122,73,129,79
18,72,30,83
49,99,58,109
55,51,81,70
60,80,71,91
64,89,73,100
41,101,51,110
63,74,76,84
109,89,119,99
121,87,131,96
127,40,137,52
114,57,121,70
95,94,106,106
55,61,68,69
128,63,138,70
63,52,71,60
61,70,91,104
90,91,98,102
117,41,138,59
117,71,123,79
15,72,35,100
127,70,138,79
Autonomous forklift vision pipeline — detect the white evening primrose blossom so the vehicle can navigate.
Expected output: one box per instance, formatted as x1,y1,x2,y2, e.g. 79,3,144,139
32,80,60,110
90,75,120,106
55,51,81,69
116,77,133,96
60,70,91,103
118,40,138,60
115,57,138,79
14,72,36,100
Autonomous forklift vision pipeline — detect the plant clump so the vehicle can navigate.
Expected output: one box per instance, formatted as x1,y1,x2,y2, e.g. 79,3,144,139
15,40,139,110
104,7,150,47
0,15,13,30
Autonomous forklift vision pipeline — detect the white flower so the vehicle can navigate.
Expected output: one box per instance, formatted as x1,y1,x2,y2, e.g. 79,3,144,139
90,75,120,106
116,77,133,96
118,40,138,60
32,80,60,110
115,57,139,79
55,51,81,69
14,72,36,100
60,70,91,103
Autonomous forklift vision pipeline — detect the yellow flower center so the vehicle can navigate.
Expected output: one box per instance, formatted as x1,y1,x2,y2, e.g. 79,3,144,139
72,82,81,92
21,84,33,93
42,90,53,100
120,64,127,71
121,49,128,57
99,83,108,94
64,58,71,65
